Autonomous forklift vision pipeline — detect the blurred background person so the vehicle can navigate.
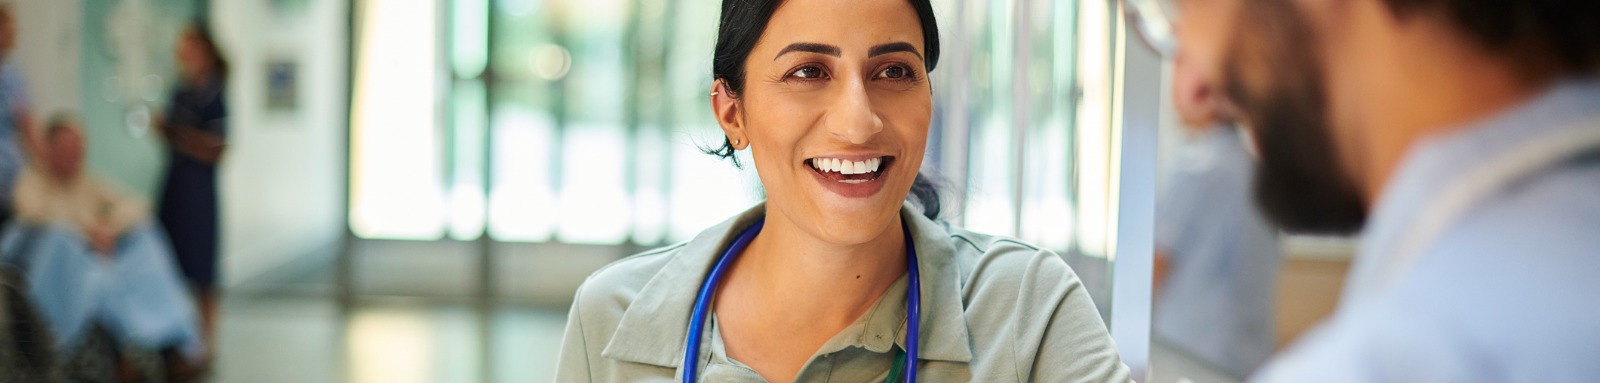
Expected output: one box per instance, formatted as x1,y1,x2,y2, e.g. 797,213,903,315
1161,0,1600,380
157,20,228,355
1150,4,1280,378
2,113,206,381
0,1,40,229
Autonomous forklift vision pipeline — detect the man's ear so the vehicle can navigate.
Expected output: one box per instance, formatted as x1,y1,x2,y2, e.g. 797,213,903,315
710,80,748,150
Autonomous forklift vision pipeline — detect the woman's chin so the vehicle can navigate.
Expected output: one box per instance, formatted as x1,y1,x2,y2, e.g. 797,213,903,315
807,211,899,245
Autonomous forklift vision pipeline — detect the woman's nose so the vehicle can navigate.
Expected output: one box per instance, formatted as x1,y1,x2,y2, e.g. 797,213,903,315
825,78,884,145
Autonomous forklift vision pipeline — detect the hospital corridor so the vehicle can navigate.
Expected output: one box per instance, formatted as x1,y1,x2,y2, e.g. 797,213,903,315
2,0,1597,382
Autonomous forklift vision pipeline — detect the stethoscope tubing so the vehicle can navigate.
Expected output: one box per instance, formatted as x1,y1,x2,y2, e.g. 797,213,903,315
681,219,922,383
902,222,921,382
681,220,763,382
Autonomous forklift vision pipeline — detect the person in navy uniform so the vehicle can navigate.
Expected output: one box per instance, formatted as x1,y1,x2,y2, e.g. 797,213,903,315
157,20,228,360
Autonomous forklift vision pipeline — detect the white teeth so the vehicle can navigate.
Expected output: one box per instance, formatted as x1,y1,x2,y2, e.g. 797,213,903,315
811,157,886,175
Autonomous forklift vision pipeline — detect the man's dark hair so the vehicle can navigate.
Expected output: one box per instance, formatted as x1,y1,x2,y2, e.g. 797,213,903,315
1383,0,1600,74
44,112,80,140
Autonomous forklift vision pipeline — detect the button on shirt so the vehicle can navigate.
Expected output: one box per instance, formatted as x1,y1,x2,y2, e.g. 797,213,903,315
1253,79,1600,382
557,203,1132,382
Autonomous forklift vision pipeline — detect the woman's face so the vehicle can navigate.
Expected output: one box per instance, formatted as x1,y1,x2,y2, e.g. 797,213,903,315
176,29,210,80
715,0,932,246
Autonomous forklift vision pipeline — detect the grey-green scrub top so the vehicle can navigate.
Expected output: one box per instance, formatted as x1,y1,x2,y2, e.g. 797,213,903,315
556,202,1132,382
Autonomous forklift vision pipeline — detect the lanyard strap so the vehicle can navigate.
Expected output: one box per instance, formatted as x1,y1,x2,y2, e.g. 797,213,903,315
1349,122,1600,304
884,347,907,383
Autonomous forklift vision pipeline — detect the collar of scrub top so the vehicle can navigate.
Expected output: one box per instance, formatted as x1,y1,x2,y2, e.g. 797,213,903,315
681,217,923,383
596,203,974,368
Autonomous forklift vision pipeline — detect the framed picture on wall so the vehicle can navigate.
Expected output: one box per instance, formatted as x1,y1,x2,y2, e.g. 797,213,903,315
266,59,298,112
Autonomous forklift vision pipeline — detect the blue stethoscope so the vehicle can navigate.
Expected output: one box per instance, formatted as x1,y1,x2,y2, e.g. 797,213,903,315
681,219,922,383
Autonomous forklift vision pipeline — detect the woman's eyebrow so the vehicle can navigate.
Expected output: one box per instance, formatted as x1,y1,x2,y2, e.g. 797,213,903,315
771,41,923,61
868,42,922,61
774,42,841,60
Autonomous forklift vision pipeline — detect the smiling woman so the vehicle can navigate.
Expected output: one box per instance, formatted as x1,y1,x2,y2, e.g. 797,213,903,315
555,0,1131,382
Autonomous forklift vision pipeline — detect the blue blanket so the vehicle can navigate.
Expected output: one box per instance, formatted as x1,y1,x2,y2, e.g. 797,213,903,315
0,221,204,361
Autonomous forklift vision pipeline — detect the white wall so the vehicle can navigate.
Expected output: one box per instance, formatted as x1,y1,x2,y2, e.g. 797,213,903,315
212,0,348,287
10,0,84,122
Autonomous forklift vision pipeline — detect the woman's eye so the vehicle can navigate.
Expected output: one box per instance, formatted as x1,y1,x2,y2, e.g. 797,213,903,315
876,65,909,79
790,66,826,79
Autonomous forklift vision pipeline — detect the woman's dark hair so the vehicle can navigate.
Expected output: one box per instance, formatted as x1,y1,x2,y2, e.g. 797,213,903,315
185,20,230,79
704,0,945,219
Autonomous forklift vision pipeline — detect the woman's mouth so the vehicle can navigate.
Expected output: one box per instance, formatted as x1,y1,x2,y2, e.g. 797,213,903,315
804,156,894,198
806,156,888,182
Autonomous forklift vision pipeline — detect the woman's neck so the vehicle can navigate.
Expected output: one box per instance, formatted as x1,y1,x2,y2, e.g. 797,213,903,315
734,210,907,324
184,71,216,88
710,208,909,382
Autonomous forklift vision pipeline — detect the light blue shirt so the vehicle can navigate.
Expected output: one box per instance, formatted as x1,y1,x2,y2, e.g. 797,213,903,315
0,61,29,209
1154,125,1280,378
1253,79,1600,382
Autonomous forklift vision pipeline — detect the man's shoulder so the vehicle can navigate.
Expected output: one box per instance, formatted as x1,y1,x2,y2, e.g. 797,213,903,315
1408,153,1600,310
1296,156,1600,382
12,165,51,196
1442,153,1600,257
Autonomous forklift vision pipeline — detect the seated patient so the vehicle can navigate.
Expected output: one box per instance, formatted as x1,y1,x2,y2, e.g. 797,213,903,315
556,0,1130,382
0,114,204,367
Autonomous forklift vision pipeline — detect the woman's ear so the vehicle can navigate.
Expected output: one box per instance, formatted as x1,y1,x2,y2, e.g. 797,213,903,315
711,80,748,150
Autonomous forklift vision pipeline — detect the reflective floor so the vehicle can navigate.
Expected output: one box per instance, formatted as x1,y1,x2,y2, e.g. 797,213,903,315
208,239,590,383
203,239,1160,383
1148,337,1242,383
212,294,567,383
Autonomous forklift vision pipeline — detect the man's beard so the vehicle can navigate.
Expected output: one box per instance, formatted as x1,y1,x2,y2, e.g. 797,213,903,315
1224,0,1367,234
